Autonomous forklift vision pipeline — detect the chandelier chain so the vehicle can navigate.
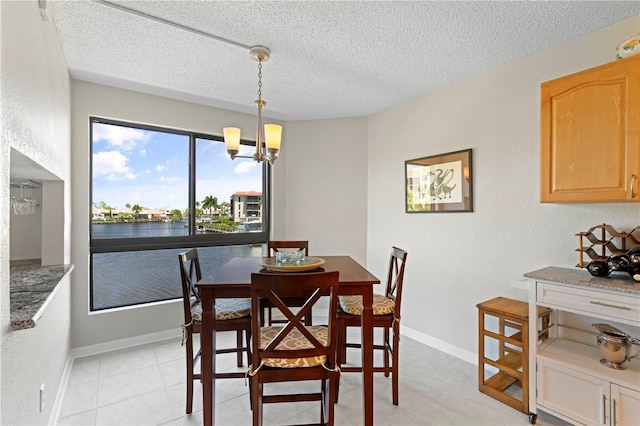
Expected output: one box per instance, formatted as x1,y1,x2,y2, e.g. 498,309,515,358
257,60,263,101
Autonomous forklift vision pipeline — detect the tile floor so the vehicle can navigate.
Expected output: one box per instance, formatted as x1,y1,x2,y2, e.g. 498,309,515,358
57,330,570,425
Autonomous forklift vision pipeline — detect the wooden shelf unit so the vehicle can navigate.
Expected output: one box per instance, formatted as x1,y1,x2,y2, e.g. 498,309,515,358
477,297,551,415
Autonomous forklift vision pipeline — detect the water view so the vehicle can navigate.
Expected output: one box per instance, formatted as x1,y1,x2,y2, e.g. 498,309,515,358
92,222,262,310
92,221,189,239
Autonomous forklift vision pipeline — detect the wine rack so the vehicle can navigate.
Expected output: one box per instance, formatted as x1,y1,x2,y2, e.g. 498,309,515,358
576,223,640,268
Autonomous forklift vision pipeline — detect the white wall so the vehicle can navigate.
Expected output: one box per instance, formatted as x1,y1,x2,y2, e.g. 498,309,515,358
70,81,285,347
366,15,640,361
283,119,369,264
0,0,72,424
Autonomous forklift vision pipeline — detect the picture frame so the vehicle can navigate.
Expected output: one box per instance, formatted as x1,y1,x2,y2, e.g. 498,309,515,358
405,148,473,213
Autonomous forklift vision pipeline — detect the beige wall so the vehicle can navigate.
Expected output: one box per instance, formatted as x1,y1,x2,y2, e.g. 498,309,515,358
0,1,72,424
366,14,640,361
283,118,369,264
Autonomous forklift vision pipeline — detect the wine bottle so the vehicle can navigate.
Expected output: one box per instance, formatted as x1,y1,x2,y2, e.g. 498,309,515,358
607,254,630,272
628,263,640,282
627,248,640,264
587,260,610,277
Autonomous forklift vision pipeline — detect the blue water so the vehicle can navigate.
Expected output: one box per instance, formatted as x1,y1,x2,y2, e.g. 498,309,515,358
91,222,262,310
92,221,189,239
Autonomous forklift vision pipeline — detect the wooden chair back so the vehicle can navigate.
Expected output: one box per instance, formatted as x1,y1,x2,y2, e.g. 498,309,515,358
250,270,338,366
178,248,202,324
385,246,408,319
267,240,309,256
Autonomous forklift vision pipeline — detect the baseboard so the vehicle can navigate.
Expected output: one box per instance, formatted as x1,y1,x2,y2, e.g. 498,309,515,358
313,309,477,365
400,324,477,365
49,328,181,425
48,350,75,426
70,328,181,359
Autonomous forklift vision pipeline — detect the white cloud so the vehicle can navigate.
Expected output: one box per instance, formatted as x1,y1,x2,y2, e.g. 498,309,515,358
159,176,179,183
139,149,147,157
238,145,255,157
93,123,151,151
156,164,167,172
93,151,132,179
234,161,257,174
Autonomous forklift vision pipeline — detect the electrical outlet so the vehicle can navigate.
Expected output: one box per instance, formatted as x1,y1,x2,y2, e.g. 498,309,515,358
39,384,45,413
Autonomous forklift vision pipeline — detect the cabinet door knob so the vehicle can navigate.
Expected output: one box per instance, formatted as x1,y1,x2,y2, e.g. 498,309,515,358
631,174,637,199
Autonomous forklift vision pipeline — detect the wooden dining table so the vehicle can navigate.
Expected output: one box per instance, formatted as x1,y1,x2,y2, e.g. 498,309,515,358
196,255,380,425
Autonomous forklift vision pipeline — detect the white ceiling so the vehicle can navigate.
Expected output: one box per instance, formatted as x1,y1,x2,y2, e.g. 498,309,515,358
48,0,639,121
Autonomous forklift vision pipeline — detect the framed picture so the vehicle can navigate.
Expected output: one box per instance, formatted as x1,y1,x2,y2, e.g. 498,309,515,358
405,148,473,213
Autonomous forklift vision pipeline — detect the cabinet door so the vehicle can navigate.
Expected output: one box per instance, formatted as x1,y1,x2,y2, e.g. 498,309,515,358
541,55,640,202
537,358,608,425
611,384,640,426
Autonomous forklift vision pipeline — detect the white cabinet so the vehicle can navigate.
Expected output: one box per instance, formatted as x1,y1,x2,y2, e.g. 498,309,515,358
612,383,640,426
537,341,640,425
525,267,640,425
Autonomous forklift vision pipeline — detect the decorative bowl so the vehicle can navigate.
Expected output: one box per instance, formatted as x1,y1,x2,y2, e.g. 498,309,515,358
616,32,640,60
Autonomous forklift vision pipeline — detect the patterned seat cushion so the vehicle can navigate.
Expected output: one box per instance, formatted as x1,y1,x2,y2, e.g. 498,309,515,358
338,294,395,315
258,326,328,368
190,298,251,321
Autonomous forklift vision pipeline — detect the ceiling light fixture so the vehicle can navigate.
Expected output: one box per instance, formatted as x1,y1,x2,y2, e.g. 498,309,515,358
223,46,282,165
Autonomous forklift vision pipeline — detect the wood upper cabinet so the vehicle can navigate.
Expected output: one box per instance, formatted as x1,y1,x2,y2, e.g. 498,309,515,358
541,55,640,202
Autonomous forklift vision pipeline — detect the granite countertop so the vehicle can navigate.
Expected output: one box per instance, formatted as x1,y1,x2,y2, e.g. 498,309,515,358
525,266,640,295
10,260,74,331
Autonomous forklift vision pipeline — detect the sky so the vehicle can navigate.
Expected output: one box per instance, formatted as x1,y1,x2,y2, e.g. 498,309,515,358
92,122,263,211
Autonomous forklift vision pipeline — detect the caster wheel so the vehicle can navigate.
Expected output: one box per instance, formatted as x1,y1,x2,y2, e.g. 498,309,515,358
528,413,537,424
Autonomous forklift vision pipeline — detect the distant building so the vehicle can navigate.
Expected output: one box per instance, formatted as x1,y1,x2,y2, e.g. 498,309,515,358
231,191,262,224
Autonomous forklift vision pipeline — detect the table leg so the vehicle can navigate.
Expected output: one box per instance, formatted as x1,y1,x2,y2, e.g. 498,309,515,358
360,285,374,425
200,288,216,426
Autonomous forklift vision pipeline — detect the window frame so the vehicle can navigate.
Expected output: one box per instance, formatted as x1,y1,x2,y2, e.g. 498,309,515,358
89,116,271,310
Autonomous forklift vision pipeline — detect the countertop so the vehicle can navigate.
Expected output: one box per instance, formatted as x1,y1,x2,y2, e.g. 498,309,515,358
10,260,74,331
524,266,640,295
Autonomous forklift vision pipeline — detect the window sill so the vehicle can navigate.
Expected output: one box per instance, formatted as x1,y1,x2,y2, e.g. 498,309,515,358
9,260,74,331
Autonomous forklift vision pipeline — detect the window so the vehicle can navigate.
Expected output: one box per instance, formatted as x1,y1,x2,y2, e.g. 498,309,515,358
90,118,270,311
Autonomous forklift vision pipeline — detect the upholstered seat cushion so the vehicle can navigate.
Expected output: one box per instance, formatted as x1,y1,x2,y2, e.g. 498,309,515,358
258,326,329,368
190,298,251,321
338,294,395,315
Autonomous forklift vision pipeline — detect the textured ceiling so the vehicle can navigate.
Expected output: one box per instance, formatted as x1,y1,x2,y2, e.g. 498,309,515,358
48,0,639,121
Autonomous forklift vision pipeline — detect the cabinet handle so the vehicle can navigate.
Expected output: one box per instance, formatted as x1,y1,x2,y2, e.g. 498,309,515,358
632,174,637,198
603,394,607,425
613,398,617,426
590,301,631,311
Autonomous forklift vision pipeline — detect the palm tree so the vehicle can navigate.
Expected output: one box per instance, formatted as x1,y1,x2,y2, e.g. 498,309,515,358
131,204,142,219
201,196,218,221
220,201,231,217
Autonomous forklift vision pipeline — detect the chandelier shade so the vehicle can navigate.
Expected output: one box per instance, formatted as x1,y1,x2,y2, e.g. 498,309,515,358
223,45,281,165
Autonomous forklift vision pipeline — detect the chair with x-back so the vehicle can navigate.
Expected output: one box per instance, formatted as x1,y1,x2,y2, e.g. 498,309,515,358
248,270,340,426
336,246,407,405
264,240,312,326
178,248,251,414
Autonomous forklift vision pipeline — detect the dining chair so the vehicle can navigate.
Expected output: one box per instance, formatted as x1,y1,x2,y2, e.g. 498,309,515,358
336,246,408,405
263,240,312,326
178,248,251,414
248,270,340,426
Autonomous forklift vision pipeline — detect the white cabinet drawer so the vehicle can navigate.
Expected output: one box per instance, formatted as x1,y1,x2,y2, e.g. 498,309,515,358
537,283,640,324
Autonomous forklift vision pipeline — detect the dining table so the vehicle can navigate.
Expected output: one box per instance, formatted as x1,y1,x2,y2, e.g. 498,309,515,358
196,255,380,425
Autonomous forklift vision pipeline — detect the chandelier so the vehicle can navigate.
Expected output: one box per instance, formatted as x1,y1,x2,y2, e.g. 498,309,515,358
224,46,282,165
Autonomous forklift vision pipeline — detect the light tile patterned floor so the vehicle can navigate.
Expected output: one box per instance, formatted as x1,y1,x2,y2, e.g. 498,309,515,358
57,331,570,425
